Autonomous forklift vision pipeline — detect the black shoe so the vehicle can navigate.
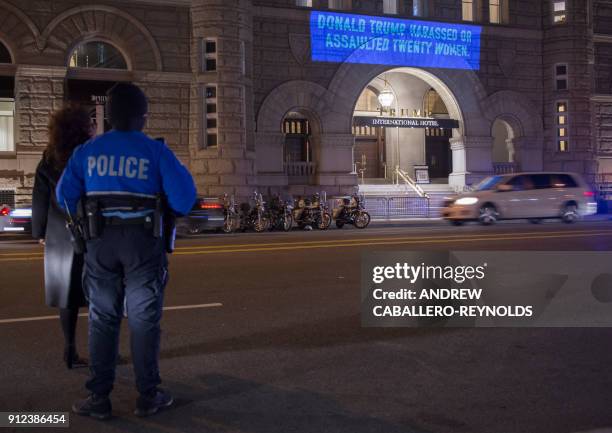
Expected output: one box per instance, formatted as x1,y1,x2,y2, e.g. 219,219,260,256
135,388,174,417
63,346,88,370
72,394,112,420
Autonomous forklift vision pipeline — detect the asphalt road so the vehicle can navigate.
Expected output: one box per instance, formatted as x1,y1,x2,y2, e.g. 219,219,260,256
1,219,612,433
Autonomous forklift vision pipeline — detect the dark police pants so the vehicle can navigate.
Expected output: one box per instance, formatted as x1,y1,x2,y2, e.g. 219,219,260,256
83,225,168,396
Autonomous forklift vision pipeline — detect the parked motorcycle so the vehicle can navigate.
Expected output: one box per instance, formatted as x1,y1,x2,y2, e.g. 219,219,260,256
222,193,240,233
332,195,371,229
238,191,270,232
293,192,331,230
267,194,294,231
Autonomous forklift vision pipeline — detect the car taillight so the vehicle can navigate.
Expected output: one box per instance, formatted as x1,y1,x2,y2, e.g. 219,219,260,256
583,191,595,198
0,206,10,216
200,203,223,210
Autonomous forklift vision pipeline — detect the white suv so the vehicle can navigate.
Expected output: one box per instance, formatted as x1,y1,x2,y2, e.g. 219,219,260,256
442,172,597,225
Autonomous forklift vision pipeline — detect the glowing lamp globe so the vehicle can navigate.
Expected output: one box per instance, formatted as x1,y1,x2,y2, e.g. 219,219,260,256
377,89,394,108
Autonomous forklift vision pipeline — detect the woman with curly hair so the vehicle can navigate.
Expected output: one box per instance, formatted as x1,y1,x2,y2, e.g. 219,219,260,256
32,106,94,369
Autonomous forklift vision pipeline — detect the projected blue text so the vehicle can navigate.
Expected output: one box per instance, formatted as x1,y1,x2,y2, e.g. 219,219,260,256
310,11,481,70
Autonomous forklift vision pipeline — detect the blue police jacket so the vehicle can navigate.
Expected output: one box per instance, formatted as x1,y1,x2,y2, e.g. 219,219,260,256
56,130,197,217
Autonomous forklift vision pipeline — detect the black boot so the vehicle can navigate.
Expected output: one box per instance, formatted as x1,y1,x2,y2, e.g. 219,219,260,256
63,346,88,370
72,394,112,420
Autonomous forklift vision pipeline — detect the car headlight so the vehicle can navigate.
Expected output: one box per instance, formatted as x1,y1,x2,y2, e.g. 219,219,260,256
454,197,479,206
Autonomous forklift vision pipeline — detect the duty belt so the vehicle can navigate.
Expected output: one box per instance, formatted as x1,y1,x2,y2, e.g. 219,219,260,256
103,215,154,227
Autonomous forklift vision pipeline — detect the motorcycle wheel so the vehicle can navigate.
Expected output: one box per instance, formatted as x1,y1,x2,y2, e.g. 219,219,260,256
223,216,234,233
354,211,371,229
317,212,332,230
335,220,345,229
282,214,293,231
254,217,270,233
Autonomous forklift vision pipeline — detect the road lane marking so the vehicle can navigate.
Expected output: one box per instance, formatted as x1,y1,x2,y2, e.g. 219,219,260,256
0,303,223,325
171,231,612,255
0,251,44,257
172,228,612,250
1,229,612,262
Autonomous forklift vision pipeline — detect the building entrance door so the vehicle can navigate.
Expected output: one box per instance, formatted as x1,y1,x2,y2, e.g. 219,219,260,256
353,126,385,179
66,80,119,134
425,128,452,179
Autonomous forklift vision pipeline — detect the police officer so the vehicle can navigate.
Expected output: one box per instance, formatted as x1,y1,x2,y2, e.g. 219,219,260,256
57,83,196,420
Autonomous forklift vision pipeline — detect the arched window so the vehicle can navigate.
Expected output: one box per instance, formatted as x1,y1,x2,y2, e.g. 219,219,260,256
0,41,12,64
423,89,448,116
68,41,127,70
354,87,380,112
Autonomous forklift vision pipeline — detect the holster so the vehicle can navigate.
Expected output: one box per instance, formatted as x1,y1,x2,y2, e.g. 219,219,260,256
66,220,87,255
85,199,103,240
158,195,177,254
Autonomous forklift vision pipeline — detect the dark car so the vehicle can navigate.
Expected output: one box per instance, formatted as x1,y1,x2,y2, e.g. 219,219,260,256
0,205,32,234
175,197,225,236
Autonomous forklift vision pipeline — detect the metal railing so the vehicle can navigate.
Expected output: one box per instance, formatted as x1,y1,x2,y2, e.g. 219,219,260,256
326,195,430,220
596,173,612,200
394,167,428,198
493,162,519,175
363,195,430,219
285,161,316,177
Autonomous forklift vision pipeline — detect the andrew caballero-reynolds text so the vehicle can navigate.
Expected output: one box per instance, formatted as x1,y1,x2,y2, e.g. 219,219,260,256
369,262,534,319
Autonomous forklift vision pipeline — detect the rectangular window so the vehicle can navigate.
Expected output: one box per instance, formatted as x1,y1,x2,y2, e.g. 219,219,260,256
203,85,218,148
462,0,474,21
205,40,216,54
206,134,218,147
553,0,567,23
554,63,568,91
0,99,14,152
296,0,312,6
413,0,422,16
556,101,569,152
201,38,217,72
489,0,500,23
328,0,351,10
205,86,216,99
383,0,398,14
557,101,567,113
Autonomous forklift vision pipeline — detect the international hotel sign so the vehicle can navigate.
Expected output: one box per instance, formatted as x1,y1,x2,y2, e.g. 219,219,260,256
353,116,460,129
310,11,482,71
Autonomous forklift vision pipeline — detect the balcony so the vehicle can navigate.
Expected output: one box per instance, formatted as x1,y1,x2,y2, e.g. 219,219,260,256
284,161,316,185
493,162,519,175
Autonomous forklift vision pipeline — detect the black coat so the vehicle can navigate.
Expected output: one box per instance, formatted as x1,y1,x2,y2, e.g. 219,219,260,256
32,157,86,309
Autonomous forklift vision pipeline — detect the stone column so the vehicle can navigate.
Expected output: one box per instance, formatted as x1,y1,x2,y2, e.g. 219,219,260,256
190,0,256,199
449,135,494,187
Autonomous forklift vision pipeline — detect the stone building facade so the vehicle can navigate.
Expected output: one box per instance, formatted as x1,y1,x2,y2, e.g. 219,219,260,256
0,0,610,205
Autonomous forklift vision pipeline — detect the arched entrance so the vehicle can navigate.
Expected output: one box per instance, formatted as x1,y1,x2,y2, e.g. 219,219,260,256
351,67,465,187
65,40,130,134
282,109,321,185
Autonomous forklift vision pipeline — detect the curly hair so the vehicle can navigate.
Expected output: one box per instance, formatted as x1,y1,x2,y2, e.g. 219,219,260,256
45,106,92,171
